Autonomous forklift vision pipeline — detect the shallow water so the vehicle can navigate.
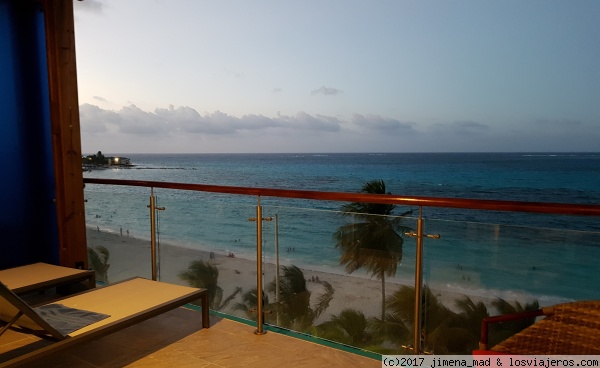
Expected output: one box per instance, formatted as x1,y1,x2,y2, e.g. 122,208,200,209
83,152,600,304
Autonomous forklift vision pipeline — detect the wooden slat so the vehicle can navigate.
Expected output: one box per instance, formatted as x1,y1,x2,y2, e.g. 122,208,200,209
40,0,87,268
0,263,95,295
0,278,209,368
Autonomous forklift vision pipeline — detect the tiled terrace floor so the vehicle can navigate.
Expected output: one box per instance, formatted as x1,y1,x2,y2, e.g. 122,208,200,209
1,307,380,368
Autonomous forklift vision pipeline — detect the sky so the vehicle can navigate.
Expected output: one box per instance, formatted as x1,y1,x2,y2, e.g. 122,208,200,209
73,0,600,154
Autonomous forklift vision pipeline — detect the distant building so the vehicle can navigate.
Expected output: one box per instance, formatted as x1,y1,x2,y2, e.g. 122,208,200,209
107,156,132,166
83,152,133,170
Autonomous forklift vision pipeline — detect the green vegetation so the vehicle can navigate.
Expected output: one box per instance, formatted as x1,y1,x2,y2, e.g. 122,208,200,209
180,258,537,354
87,245,110,283
176,179,540,354
331,180,538,353
83,151,108,165
333,179,412,321
267,265,334,331
225,260,538,354
179,259,241,310
234,265,334,332
486,298,540,347
313,308,383,350
381,285,484,353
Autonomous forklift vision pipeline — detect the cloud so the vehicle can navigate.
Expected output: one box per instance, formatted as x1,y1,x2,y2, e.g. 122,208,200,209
352,114,416,133
272,88,282,93
93,96,107,102
277,112,341,132
79,104,170,135
534,118,583,130
79,103,117,133
430,120,490,135
118,105,171,135
311,86,343,96
238,114,281,130
79,104,342,137
165,108,240,134
153,107,279,134
79,104,600,153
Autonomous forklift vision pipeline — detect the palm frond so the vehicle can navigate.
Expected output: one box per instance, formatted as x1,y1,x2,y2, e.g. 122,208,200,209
218,286,243,310
87,246,110,283
313,281,334,319
179,259,223,309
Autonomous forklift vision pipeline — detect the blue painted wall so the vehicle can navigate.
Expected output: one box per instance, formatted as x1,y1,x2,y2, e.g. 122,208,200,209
0,0,59,269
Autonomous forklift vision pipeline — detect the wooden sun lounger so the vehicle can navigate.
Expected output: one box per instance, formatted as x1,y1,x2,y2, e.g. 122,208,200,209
0,277,209,368
0,263,95,296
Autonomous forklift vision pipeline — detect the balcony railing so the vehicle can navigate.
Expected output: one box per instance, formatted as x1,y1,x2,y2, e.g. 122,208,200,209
83,177,600,356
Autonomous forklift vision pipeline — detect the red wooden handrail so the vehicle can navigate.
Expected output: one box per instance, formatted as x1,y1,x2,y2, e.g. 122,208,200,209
479,309,546,350
83,178,600,217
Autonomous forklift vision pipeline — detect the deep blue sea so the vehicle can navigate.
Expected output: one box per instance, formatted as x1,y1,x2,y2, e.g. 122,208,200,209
83,152,600,305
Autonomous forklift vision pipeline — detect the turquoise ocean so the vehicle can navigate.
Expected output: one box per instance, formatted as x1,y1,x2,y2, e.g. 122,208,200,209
83,152,600,305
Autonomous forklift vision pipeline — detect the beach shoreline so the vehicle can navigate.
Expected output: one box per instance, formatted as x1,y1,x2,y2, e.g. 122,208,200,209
86,227,547,324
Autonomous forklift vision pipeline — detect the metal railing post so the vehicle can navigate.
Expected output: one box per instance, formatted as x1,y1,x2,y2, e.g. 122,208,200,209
275,214,280,325
149,188,158,281
255,197,266,335
405,207,440,354
148,187,165,281
413,207,424,354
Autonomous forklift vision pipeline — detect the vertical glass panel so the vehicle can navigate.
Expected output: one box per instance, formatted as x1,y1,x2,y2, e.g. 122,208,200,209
420,217,600,354
152,189,258,320
84,184,152,283
260,203,417,355
84,180,600,357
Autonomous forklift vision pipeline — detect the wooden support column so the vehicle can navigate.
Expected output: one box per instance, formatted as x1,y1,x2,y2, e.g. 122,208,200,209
40,0,87,268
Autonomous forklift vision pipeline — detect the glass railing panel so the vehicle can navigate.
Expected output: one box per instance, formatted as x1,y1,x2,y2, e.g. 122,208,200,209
151,189,259,321
84,184,153,283
420,217,600,354
83,180,600,356
260,203,418,355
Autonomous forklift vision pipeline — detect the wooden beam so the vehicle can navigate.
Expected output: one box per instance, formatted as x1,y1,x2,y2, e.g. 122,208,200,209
41,0,87,269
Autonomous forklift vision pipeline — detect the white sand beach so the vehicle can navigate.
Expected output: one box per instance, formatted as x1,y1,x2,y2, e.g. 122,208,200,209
86,228,528,324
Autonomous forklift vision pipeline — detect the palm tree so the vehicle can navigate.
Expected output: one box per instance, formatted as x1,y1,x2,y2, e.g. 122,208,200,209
454,296,490,342
179,259,241,311
314,308,381,348
333,179,412,321
87,245,110,283
233,288,269,320
234,265,334,332
488,298,540,347
267,265,334,331
381,284,541,354
384,284,468,353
